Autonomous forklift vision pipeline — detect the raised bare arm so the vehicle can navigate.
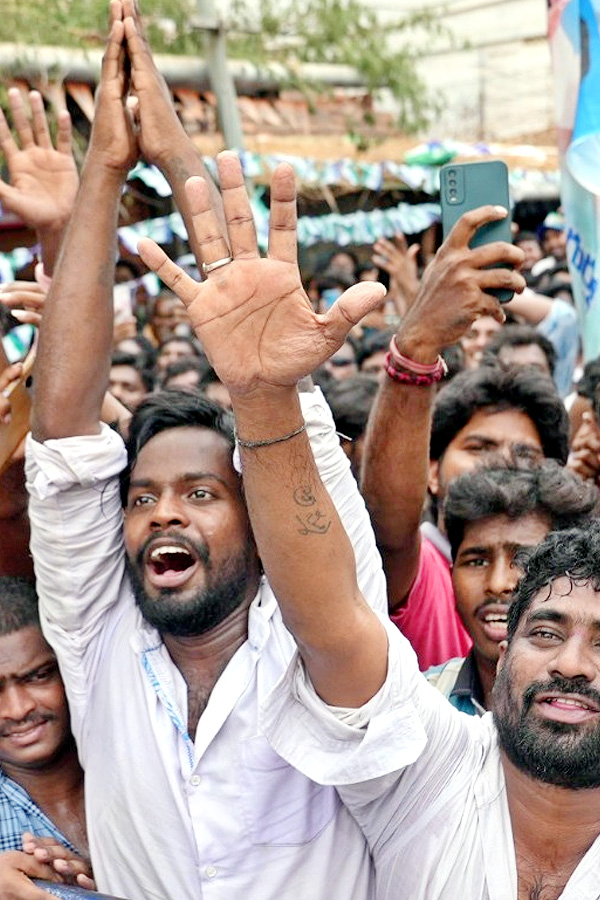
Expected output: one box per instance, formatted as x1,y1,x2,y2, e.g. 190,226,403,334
138,153,388,706
32,1,138,441
361,211,526,611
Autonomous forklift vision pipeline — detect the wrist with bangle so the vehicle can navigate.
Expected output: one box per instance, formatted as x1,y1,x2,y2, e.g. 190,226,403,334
236,422,306,450
384,334,447,386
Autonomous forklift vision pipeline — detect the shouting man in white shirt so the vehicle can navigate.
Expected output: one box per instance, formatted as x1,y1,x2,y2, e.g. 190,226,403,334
26,3,391,898
26,4,526,900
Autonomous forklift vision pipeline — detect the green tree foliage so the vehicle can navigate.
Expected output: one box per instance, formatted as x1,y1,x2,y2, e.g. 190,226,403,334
228,0,441,132
0,0,440,132
0,0,196,52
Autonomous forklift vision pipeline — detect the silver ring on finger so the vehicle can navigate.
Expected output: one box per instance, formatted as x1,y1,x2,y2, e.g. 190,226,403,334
201,256,233,277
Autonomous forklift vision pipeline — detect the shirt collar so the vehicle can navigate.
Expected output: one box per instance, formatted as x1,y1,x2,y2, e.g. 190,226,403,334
450,650,487,715
420,521,452,562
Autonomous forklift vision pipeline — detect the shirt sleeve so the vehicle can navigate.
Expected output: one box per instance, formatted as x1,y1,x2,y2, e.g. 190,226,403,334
25,425,129,715
299,387,388,615
536,298,579,397
261,615,481,792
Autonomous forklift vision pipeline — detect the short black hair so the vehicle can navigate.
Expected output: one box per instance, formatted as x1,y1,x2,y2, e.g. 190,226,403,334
115,335,157,370
197,367,223,389
322,374,379,441
160,356,211,389
0,578,40,635
514,231,541,246
440,343,465,382
577,357,600,400
326,248,360,272
315,273,354,296
482,324,556,375
121,390,235,505
115,258,142,280
430,365,569,464
507,520,600,641
358,329,395,366
157,336,201,358
111,350,155,393
444,461,599,561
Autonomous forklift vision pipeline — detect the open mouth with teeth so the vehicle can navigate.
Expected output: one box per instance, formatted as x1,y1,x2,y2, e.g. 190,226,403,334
477,606,509,643
536,694,600,725
145,544,200,590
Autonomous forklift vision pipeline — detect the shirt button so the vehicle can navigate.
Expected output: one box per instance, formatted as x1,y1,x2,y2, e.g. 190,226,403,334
205,866,218,878
190,775,201,786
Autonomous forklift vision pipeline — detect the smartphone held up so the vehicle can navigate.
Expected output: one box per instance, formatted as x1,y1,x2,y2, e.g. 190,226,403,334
440,160,514,304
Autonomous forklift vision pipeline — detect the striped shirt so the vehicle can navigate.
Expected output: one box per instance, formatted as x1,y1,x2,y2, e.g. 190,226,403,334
0,768,75,853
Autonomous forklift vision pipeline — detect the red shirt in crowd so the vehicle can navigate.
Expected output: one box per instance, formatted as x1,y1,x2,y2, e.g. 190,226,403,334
389,537,472,670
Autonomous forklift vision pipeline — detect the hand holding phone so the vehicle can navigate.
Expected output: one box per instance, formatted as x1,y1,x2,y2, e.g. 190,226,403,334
440,160,514,303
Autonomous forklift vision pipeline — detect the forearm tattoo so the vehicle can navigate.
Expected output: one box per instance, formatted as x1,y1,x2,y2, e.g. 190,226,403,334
293,485,331,535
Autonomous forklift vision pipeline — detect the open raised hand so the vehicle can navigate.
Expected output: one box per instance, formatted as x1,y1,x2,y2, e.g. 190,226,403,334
138,153,386,396
0,89,78,232
371,231,421,307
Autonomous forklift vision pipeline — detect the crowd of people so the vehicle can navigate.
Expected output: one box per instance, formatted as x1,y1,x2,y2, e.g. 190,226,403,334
1,2,600,899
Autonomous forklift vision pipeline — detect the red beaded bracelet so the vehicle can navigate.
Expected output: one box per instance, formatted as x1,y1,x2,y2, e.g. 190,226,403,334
384,335,448,386
384,354,447,386
388,335,444,375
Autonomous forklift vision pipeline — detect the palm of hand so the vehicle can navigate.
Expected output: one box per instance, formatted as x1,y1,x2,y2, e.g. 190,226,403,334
185,258,329,393
6,149,78,227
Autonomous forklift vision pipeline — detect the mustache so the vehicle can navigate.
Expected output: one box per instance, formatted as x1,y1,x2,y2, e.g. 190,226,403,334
0,712,57,737
522,676,600,715
478,597,510,607
135,531,210,569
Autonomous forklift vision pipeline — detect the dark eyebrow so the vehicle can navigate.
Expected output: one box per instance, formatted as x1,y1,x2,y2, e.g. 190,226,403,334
526,608,600,632
128,472,231,490
458,542,536,558
0,657,59,687
461,434,498,444
19,659,59,679
457,545,491,557
527,608,568,626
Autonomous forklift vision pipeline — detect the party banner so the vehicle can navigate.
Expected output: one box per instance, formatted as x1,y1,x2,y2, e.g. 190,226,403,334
549,0,600,359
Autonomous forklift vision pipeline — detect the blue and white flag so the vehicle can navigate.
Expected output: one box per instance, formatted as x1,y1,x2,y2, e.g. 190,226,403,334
550,0,600,359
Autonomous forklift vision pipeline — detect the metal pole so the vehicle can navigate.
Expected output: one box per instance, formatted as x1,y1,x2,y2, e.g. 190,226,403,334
193,0,245,151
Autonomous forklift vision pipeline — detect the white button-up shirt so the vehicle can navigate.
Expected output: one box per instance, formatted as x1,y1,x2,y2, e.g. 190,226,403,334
26,391,424,900
263,619,600,900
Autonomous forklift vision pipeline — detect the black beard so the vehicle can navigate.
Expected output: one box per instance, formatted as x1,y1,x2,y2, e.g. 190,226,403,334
126,540,255,637
493,661,600,790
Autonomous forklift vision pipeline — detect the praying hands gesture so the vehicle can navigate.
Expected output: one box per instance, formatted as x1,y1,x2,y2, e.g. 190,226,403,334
138,153,386,396
87,0,138,176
